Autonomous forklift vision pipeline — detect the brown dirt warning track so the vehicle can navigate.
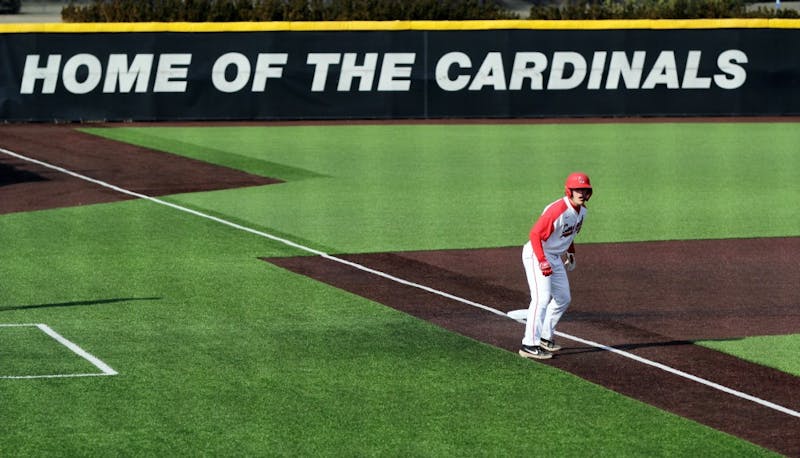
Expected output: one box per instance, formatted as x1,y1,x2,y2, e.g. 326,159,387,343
1,122,799,456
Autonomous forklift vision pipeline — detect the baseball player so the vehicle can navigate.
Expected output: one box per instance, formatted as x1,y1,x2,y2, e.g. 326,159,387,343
519,172,593,360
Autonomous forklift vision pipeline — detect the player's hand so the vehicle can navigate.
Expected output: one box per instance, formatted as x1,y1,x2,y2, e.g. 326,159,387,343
539,260,552,276
564,252,576,272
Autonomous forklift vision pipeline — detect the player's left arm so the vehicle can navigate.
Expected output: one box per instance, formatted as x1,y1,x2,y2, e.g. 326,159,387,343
565,242,576,271
566,211,586,271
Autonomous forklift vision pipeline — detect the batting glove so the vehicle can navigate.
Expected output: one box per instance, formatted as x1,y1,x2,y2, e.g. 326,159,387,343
565,252,576,272
539,260,553,276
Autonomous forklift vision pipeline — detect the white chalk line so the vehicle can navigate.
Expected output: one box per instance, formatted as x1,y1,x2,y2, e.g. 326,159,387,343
0,323,117,379
1,146,797,419
553,330,800,418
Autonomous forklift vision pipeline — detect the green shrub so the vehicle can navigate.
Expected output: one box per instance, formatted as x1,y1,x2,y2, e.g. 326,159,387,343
527,0,798,19
61,0,799,22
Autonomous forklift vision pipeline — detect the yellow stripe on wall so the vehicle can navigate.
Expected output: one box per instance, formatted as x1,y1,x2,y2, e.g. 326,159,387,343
1,18,800,33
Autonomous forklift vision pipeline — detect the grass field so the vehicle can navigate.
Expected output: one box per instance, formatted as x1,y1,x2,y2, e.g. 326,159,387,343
1,121,797,456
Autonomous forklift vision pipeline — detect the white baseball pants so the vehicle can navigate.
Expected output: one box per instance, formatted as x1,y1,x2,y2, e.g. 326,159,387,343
521,241,571,347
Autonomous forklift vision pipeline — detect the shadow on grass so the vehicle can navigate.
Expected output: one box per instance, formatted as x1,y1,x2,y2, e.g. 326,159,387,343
0,297,161,312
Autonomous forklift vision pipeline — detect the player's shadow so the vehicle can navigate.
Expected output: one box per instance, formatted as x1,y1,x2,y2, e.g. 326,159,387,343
0,297,161,312
0,163,48,187
558,339,697,355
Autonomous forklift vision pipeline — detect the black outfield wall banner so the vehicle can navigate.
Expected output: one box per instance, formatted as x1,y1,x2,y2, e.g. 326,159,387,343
1,20,799,121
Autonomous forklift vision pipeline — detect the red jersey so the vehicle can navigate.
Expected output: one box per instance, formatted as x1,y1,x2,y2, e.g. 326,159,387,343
529,196,586,263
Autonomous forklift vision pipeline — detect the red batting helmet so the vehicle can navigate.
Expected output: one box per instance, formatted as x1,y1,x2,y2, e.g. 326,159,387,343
564,172,593,200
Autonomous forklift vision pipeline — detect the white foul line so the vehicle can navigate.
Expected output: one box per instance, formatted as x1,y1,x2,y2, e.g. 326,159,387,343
0,323,117,379
551,330,800,418
2,146,797,418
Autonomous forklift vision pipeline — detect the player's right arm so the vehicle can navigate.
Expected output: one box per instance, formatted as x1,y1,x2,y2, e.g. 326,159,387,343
529,199,567,263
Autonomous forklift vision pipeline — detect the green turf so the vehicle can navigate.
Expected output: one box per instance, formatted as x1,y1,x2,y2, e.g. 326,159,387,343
697,334,800,376
2,122,795,456
0,200,775,456
83,123,800,254
0,325,102,376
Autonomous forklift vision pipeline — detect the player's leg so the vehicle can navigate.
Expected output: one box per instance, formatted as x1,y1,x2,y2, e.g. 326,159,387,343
521,243,552,357
541,265,571,348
